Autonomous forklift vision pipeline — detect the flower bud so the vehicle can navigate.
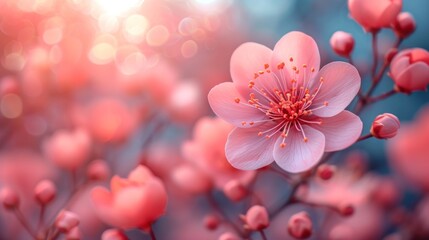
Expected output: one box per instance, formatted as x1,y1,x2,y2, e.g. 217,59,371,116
392,12,416,38
371,113,400,139
330,31,354,57
171,165,212,194
204,214,220,231
0,187,19,209
34,180,56,205
243,205,269,231
390,48,429,93
223,180,247,202
316,164,336,180
55,211,80,233
218,232,240,240
338,203,355,216
101,229,129,240
287,211,312,239
87,159,110,181
66,226,81,240
372,179,399,208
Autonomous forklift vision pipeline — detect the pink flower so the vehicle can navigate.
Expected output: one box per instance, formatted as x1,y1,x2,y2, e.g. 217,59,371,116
182,117,255,187
91,165,167,230
348,0,402,32
208,31,362,173
390,48,429,93
370,113,400,139
242,205,269,231
330,31,355,57
287,211,312,239
392,12,416,38
43,128,92,170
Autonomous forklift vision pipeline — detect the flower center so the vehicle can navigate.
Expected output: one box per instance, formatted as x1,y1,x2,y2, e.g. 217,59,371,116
234,58,327,148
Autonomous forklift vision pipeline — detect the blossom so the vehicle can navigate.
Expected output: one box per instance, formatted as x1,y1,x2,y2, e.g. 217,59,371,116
370,113,400,139
330,31,355,57
91,165,167,230
242,205,270,231
348,0,402,31
390,48,429,93
287,211,312,239
392,12,416,38
208,31,362,173
182,117,255,187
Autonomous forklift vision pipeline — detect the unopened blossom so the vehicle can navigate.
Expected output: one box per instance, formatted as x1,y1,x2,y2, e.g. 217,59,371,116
203,214,220,230
208,31,362,173
392,12,416,38
330,31,355,57
34,179,56,205
223,180,248,202
348,0,402,31
287,211,312,239
43,128,91,170
243,205,269,231
317,164,336,180
390,48,429,93
91,165,167,229
0,187,20,209
56,211,80,233
371,113,400,139
86,160,110,181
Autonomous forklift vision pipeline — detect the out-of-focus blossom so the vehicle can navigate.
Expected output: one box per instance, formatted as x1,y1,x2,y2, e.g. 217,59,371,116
208,31,362,173
66,227,81,240
348,0,402,31
101,229,129,240
316,164,336,181
242,205,269,231
182,117,255,188
203,214,220,230
390,48,429,93
166,81,204,122
370,113,400,139
34,179,56,205
330,31,355,57
171,164,212,194
218,232,240,240
43,128,91,170
287,211,312,239
388,105,429,191
56,211,80,233
223,180,248,202
87,160,111,181
91,165,167,229
392,12,416,38
0,187,20,209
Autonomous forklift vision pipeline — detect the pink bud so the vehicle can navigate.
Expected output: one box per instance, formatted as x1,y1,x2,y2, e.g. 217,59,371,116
66,226,81,240
34,180,56,205
287,211,312,239
371,113,400,139
330,31,354,57
223,180,247,202
218,232,240,240
171,165,212,194
348,0,402,32
392,12,416,38
244,205,269,231
101,229,129,240
0,187,20,209
316,164,336,180
338,203,355,216
204,214,220,231
55,211,80,233
87,159,110,181
390,48,429,93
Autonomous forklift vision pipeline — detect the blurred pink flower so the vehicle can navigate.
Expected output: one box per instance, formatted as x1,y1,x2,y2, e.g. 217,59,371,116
208,31,362,173
182,117,255,188
43,128,92,170
388,105,429,191
390,48,429,93
91,165,167,230
348,0,402,31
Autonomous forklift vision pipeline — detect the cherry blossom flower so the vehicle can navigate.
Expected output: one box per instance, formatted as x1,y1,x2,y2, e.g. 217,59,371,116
208,31,362,173
91,165,167,230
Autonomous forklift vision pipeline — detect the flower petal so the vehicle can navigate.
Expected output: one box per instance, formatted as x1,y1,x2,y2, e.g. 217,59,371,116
311,111,362,152
311,62,360,117
396,62,429,91
230,42,273,96
271,31,320,89
208,82,266,128
225,125,276,170
273,126,325,173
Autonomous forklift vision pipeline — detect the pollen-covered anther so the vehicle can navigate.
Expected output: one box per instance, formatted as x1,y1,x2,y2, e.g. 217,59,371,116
319,77,324,82
302,64,307,68
249,122,254,126
254,73,259,79
280,143,286,148
264,64,269,69
289,57,294,62
303,137,308,142
241,121,246,126
323,101,329,106
234,98,240,104
258,132,263,136
258,70,265,74
311,67,315,72
277,62,285,69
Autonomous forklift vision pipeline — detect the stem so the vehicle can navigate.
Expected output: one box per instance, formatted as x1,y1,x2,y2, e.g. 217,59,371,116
149,226,157,240
259,230,268,240
371,31,379,78
13,208,38,239
37,205,46,234
368,90,397,103
357,133,372,142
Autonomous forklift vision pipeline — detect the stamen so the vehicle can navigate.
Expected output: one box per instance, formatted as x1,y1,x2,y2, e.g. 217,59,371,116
234,98,240,103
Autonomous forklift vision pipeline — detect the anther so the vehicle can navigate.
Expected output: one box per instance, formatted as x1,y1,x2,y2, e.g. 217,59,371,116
302,64,307,68
264,64,269,69
241,121,246,126
280,143,286,148
289,57,294,62
249,122,254,126
258,70,264,74
303,137,308,142
277,62,285,69
323,101,329,106
254,73,259,79
234,98,240,103
311,67,315,72
258,132,263,136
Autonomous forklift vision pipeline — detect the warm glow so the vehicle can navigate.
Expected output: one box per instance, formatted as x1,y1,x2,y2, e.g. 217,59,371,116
95,0,144,16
